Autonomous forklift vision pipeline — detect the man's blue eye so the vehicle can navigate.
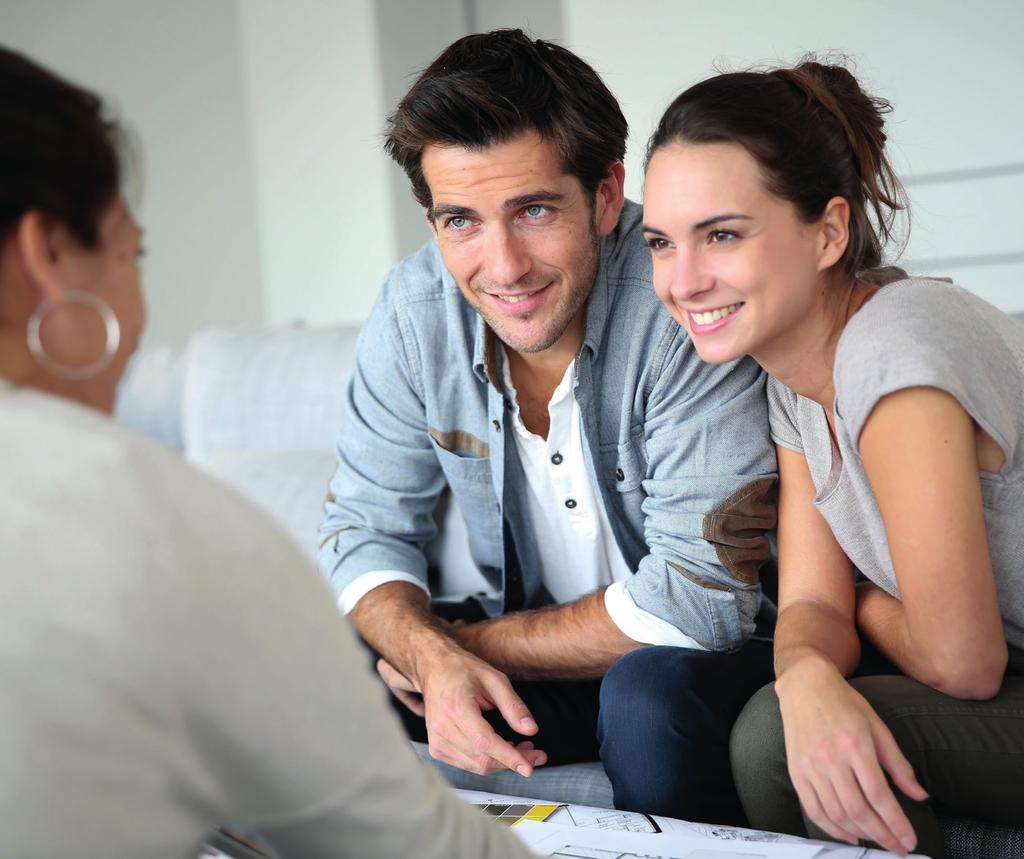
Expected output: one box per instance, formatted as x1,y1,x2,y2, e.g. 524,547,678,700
525,205,547,217
449,216,469,230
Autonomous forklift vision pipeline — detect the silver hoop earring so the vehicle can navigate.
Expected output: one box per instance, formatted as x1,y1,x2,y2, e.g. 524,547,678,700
27,290,121,381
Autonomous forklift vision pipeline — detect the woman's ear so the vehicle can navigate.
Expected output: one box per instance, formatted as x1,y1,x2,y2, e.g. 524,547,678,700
14,211,70,302
817,196,851,272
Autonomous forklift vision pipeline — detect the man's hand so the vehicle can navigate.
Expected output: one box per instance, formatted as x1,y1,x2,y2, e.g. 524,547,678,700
377,657,426,717
351,581,552,776
377,651,547,776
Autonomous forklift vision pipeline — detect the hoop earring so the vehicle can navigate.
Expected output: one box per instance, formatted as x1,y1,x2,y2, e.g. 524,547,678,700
27,290,121,381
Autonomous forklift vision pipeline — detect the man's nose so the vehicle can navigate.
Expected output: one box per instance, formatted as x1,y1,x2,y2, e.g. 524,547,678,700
485,226,531,286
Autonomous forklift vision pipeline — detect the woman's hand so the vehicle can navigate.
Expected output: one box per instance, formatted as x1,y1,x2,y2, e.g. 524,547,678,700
776,655,929,856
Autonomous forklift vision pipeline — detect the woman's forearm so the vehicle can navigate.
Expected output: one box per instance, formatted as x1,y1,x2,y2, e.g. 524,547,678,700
856,581,1006,698
774,599,861,682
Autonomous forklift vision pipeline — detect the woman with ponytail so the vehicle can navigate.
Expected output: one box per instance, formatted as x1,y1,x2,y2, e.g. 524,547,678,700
642,59,1024,857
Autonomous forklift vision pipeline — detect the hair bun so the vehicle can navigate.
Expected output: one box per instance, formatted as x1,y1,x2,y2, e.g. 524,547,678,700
772,57,905,255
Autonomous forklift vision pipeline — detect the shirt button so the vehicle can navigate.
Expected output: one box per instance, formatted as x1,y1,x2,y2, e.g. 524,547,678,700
564,498,577,509
551,452,564,465
615,467,625,481
492,419,501,433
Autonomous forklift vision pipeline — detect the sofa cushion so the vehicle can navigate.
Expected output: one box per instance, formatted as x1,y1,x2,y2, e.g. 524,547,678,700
412,743,615,809
200,448,337,560
183,325,359,463
115,345,188,452
178,324,490,595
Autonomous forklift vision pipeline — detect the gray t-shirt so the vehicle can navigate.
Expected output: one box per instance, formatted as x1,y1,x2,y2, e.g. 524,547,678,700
768,278,1024,652
0,381,532,859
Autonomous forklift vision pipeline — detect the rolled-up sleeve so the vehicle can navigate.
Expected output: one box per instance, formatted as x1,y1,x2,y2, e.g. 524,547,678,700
317,291,445,600
625,329,777,651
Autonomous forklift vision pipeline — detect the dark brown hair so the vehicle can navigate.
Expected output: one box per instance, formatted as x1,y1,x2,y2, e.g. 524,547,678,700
0,45,121,248
385,29,628,211
646,58,908,282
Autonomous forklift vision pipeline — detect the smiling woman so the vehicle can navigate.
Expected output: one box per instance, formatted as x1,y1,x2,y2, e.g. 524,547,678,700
643,59,1024,858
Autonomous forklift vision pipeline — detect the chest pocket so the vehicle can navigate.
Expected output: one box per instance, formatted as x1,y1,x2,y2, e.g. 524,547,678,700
599,426,646,492
597,428,647,562
428,428,501,562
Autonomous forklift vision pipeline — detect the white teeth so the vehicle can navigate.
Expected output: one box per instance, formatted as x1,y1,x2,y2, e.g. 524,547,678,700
692,304,740,325
505,294,527,303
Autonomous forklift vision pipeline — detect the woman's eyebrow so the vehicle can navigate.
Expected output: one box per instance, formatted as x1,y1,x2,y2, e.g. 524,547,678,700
691,213,753,231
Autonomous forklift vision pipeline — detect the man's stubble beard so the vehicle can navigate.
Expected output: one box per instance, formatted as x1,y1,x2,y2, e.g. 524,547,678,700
482,221,602,355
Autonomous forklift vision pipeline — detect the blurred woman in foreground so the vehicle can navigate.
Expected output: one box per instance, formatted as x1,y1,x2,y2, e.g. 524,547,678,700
642,59,1024,858
0,45,533,859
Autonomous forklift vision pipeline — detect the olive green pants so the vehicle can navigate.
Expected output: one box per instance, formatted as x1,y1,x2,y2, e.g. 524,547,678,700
731,674,1024,859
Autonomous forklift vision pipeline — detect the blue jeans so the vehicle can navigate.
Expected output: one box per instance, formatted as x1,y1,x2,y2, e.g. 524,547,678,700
598,642,774,825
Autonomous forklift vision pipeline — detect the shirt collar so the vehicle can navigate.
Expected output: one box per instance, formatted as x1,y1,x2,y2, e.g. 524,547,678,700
472,319,504,392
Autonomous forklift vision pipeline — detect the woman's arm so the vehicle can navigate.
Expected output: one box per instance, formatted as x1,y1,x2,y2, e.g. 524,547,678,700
773,445,926,856
857,386,1007,699
773,444,860,681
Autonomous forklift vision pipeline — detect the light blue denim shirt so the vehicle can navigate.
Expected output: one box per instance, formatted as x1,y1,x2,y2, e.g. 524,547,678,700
318,201,777,651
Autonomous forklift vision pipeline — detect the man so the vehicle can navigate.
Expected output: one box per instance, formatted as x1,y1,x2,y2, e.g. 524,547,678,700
318,30,776,825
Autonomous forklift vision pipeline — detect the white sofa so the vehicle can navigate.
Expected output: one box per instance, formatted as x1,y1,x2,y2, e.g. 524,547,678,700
115,322,616,809
116,324,481,583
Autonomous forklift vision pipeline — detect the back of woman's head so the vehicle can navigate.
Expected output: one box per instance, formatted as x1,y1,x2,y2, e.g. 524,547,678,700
0,45,121,249
646,58,907,281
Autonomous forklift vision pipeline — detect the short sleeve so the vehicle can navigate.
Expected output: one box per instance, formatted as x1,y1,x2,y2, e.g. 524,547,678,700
767,376,805,453
834,280,1021,464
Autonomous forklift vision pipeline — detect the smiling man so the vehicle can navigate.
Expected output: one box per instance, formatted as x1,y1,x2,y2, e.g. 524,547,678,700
317,30,778,825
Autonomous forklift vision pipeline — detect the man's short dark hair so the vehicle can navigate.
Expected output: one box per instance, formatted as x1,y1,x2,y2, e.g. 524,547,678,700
384,29,628,210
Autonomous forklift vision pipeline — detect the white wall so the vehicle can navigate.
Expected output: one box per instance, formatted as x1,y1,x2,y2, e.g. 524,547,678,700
237,0,397,329
563,0,1024,310
0,0,546,343
6,0,1020,342
1,0,265,348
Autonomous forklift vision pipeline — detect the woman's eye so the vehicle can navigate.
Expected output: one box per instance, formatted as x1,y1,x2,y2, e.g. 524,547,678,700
708,230,737,244
646,237,670,252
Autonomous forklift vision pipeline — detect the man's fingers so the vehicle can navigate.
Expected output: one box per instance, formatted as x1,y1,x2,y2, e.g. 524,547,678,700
515,739,547,767
458,704,535,776
873,720,929,803
376,658,418,693
427,736,504,775
392,686,426,717
481,672,538,736
375,658,425,715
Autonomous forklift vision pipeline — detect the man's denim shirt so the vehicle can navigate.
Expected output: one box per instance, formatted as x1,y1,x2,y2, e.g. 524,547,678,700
318,201,777,651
